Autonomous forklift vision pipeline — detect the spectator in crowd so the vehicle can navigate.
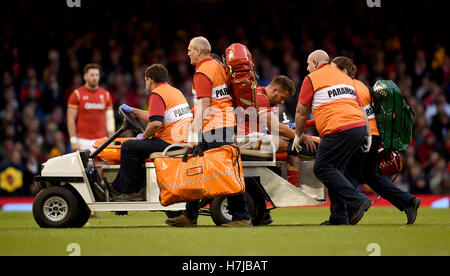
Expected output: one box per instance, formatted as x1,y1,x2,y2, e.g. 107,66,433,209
416,130,440,171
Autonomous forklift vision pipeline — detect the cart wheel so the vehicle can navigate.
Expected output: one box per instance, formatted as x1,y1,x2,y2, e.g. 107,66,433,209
210,196,232,226
210,192,265,226
33,186,82,228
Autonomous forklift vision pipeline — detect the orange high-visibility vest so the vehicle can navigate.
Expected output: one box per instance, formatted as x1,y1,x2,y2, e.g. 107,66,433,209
152,84,193,144
192,59,236,132
353,79,379,136
308,64,366,136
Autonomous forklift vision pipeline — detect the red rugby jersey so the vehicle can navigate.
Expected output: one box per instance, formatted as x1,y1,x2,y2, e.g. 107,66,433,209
67,85,113,139
237,86,272,135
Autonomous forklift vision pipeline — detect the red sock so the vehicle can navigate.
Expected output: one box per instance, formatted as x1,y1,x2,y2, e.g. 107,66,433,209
287,170,299,187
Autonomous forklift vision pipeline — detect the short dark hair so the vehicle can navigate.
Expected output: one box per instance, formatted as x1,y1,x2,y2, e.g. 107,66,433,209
83,63,101,74
271,75,296,96
145,64,169,83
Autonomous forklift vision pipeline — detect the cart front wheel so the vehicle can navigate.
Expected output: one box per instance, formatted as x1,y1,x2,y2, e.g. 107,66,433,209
33,186,83,228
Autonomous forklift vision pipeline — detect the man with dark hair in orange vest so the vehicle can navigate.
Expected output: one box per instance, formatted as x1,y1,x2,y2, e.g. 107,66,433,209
110,64,193,202
292,50,373,225
165,36,252,227
331,56,420,225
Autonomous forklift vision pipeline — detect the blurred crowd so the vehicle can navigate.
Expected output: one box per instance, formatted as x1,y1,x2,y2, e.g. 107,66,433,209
0,0,448,196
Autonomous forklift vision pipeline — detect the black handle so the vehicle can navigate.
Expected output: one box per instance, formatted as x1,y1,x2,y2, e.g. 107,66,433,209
89,124,128,159
182,146,204,162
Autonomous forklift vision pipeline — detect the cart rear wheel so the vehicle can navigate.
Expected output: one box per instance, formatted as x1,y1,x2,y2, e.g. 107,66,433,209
210,192,266,226
210,196,232,226
33,186,82,228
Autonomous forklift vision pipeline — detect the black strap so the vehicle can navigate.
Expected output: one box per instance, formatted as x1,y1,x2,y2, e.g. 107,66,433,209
182,146,204,162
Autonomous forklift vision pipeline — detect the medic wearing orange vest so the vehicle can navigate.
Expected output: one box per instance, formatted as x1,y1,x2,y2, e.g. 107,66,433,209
192,57,236,133
306,64,366,136
110,64,193,200
165,37,251,228
152,83,193,144
330,56,420,224
293,50,372,226
352,79,380,136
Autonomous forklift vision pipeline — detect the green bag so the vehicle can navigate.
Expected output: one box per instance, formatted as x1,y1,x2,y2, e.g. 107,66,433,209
372,80,415,152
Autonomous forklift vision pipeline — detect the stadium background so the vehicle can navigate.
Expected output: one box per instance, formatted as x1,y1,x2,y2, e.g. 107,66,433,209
0,0,448,198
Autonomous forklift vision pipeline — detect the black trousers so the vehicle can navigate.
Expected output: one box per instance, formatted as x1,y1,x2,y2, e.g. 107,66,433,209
184,127,251,221
112,137,171,193
345,135,414,211
313,126,370,224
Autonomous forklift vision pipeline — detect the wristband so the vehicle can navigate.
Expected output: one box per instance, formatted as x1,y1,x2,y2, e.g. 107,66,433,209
70,137,78,144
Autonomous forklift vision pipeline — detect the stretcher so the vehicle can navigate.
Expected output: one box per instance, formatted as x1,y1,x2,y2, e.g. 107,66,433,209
32,109,326,228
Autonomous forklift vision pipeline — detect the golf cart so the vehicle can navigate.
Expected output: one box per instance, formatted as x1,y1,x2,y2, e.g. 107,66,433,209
32,109,327,228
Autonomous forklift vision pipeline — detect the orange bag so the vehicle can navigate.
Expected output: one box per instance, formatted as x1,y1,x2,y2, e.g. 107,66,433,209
154,145,245,206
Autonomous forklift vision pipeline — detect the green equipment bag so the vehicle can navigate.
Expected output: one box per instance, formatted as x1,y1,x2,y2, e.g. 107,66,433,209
372,80,415,152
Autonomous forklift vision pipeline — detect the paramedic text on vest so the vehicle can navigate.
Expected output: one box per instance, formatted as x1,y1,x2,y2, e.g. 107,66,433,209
293,50,373,225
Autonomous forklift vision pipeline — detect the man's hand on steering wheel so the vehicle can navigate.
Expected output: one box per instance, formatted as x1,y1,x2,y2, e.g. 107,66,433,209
118,106,145,133
120,104,133,113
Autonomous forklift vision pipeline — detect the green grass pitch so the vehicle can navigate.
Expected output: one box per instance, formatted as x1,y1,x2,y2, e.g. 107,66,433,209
1,207,449,256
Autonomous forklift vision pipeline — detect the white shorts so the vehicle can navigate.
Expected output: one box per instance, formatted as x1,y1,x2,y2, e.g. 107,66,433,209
78,137,105,153
234,132,274,153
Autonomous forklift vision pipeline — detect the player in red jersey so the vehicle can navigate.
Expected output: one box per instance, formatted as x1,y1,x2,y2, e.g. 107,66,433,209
67,63,115,153
236,76,317,187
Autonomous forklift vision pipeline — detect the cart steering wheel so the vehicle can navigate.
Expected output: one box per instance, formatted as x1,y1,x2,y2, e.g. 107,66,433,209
119,107,145,133
90,107,145,159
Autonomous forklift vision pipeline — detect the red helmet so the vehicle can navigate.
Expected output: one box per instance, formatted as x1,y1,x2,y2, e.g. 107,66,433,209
378,148,403,176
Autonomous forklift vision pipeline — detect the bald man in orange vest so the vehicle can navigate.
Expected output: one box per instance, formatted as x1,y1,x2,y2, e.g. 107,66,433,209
292,50,373,225
165,36,252,227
